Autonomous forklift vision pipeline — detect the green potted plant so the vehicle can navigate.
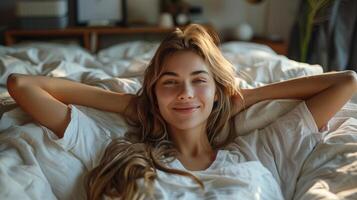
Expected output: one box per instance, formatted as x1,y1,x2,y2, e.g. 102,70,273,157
300,0,332,62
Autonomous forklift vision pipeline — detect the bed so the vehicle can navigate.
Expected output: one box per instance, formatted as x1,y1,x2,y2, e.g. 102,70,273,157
0,41,356,199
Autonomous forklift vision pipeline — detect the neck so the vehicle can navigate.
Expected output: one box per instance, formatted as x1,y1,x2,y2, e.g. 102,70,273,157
168,123,214,157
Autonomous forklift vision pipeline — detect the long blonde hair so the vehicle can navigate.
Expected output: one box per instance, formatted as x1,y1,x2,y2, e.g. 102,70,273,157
86,24,241,200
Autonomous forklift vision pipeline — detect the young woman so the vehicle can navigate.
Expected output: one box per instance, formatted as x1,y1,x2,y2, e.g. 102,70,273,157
7,24,357,200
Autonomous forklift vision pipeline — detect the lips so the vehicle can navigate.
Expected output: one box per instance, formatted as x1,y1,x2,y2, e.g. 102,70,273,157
172,105,200,114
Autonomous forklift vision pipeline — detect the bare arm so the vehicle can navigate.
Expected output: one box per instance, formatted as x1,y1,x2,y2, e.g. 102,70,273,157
7,73,136,138
232,70,357,130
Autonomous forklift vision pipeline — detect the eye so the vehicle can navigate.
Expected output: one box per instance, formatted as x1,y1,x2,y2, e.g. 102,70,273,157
162,80,178,85
193,79,207,83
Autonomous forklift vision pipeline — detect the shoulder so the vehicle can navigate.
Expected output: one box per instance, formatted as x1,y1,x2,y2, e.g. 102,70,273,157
48,104,113,169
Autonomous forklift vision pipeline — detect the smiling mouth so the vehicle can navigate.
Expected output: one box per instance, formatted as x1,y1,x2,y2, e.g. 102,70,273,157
172,106,200,113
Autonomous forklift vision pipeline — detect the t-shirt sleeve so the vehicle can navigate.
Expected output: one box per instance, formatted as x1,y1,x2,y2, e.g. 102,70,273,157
230,101,328,200
262,101,325,170
44,104,112,170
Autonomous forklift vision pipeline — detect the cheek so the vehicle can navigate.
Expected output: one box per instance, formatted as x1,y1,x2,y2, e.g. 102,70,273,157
196,86,216,104
155,87,175,112
156,87,177,98
156,89,176,106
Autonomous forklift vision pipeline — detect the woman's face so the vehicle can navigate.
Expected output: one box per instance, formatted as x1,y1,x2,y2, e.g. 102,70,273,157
154,51,217,132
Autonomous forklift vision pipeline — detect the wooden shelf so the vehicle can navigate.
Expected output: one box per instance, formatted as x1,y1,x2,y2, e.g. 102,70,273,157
92,27,179,34
4,26,189,52
5,28,91,50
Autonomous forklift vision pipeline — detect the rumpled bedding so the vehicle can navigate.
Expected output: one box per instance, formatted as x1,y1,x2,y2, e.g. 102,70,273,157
0,41,356,200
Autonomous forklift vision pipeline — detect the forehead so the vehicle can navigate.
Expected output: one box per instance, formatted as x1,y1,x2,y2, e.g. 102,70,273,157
161,51,212,76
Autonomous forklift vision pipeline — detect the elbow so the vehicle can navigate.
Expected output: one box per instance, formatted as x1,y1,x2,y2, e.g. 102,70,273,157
7,73,24,93
344,70,357,92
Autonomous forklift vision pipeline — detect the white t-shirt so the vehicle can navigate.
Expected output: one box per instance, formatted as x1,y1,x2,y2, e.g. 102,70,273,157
46,101,324,200
148,150,284,200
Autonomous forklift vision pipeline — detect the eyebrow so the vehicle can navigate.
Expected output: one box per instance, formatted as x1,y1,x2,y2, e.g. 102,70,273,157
160,70,209,77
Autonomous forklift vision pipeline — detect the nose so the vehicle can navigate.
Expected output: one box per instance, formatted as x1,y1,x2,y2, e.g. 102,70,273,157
177,82,194,100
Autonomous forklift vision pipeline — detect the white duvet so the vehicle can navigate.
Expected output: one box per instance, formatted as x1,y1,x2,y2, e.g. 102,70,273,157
0,41,356,199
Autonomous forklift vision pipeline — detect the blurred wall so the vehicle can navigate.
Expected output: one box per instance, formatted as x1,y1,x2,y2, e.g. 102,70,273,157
122,0,300,40
189,0,300,40
0,0,15,44
0,0,16,28
0,0,299,42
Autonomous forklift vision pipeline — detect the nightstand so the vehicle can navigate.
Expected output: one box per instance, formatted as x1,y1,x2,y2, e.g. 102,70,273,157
251,37,288,55
224,37,288,55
